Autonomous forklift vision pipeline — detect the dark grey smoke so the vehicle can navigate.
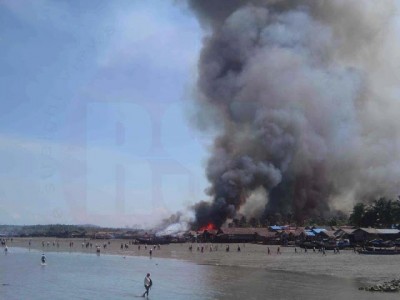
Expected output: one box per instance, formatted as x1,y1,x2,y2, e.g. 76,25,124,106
189,0,400,227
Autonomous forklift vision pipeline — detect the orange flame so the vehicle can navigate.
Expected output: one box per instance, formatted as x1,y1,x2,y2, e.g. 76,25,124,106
199,223,217,231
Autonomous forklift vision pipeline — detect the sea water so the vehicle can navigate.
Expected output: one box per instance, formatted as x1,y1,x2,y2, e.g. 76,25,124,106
0,247,397,300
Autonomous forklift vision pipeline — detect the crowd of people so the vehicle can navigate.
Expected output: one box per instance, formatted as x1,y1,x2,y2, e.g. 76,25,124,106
187,242,344,257
0,236,356,299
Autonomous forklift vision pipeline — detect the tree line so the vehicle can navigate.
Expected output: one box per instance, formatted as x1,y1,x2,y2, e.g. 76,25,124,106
227,197,400,228
349,197,400,228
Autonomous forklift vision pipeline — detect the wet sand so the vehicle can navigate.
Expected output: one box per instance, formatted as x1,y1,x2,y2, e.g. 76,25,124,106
3,246,393,300
6,237,400,285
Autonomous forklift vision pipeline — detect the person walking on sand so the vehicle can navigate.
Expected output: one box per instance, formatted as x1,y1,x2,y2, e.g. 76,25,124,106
142,273,152,297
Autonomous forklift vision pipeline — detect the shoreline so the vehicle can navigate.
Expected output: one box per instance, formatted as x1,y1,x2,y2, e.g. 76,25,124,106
4,237,400,285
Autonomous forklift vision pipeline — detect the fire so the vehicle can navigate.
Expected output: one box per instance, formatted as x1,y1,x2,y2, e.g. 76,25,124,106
199,223,217,231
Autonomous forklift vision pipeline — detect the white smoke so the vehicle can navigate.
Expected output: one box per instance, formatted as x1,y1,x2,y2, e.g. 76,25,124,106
155,222,189,237
239,186,268,218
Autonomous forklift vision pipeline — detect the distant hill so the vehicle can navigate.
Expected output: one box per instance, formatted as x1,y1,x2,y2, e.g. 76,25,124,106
0,224,93,238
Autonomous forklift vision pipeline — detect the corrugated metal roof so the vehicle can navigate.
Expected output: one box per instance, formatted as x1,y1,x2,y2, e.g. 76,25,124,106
312,228,327,234
276,228,304,236
376,229,400,234
269,225,284,230
337,228,356,234
304,230,315,237
356,228,399,235
219,228,270,236
319,230,336,238
358,228,379,234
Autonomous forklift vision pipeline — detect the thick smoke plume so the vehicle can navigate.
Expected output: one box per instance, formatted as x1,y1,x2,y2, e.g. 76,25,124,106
189,0,400,228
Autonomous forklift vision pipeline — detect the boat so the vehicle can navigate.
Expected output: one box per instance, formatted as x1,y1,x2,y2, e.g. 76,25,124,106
358,247,400,255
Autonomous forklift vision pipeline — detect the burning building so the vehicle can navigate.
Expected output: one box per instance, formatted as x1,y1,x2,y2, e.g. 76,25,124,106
189,0,400,228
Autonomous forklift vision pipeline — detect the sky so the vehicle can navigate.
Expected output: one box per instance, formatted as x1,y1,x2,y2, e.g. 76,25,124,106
0,0,210,227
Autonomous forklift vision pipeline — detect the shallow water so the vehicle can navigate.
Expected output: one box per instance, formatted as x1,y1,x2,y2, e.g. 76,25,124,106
0,247,397,299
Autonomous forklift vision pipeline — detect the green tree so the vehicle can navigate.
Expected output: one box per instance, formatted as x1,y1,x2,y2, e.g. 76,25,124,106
350,197,400,228
349,203,365,226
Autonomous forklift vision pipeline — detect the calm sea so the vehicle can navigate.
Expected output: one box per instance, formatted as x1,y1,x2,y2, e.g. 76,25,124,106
0,247,397,300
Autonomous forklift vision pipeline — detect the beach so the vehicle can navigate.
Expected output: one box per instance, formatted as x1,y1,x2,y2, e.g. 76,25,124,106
3,238,400,299
6,237,400,286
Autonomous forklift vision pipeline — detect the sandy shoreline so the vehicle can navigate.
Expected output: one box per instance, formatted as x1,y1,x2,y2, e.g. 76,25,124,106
4,237,400,284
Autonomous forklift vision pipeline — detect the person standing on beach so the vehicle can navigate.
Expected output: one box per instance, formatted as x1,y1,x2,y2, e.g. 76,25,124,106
142,273,152,297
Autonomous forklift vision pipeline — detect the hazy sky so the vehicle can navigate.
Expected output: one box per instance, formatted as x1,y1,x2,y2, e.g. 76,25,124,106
0,0,209,227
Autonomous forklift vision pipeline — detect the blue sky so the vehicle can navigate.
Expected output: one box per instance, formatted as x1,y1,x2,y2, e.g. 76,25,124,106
0,0,210,227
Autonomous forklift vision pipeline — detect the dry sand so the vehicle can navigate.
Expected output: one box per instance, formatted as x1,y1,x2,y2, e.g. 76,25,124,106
6,237,400,284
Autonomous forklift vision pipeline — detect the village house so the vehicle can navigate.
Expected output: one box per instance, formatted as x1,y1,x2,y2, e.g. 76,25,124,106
334,227,356,243
352,228,400,243
276,227,304,245
215,228,276,243
316,230,336,241
195,229,219,243
300,229,316,241
94,232,114,239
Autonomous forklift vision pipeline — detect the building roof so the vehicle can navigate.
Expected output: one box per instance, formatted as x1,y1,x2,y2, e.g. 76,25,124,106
269,225,285,231
357,228,379,234
310,226,334,231
198,229,218,235
304,230,316,237
219,228,271,236
376,229,400,234
339,226,356,229
336,228,356,235
278,229,303,237
312,228,327,234
318,230,336,238
356,228,400,235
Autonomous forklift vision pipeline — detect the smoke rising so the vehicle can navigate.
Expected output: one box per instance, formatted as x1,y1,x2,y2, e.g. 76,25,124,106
189,0,400,227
